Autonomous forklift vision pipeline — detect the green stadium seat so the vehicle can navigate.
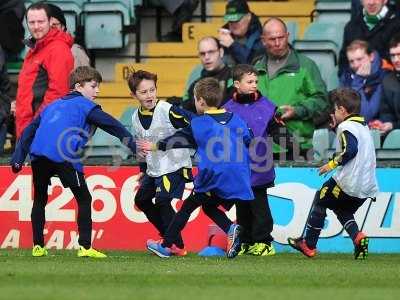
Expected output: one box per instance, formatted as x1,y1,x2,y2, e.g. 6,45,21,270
119,106,136,131
82,1,133,49
293,40,337,91
313,1,351,23
184,64,203,92
85,128,131,159
370,129,381,149
376,129,400,159
303,21,346,53
312,129,336,161
286,21,298,44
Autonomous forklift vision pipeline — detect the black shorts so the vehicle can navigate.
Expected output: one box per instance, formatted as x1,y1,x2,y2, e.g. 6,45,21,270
31,156,85,188
140,168,193,199
317,177,366,213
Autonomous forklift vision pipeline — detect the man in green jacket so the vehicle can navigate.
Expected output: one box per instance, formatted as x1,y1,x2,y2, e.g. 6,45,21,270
254,18,330,157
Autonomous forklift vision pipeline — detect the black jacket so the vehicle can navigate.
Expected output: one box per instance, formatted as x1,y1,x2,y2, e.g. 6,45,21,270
379,72,400,129
0,48,11,126
182,65,234,113
339,8,400,75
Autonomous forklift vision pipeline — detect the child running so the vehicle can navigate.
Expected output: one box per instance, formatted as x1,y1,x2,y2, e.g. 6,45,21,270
288,87,378,259
11,66,137,258
138,77,254,259
128,70,193,256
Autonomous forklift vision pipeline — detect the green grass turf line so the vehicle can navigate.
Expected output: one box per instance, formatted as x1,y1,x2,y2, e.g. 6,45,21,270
1,250,399,300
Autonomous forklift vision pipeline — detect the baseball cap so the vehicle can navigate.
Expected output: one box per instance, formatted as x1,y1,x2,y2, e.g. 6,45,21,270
224,0,250,22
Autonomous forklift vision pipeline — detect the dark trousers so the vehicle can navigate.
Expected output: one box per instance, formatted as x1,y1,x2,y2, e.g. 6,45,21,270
135,186,185,248
304,177,366,248
31,157,92,248
162,192,235,248
236,187,274,244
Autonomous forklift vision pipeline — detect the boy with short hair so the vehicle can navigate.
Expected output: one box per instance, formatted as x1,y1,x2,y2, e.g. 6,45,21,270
138,77,254,259
128,70,193,256
11,66,137,258
288,87,378,259
224,64,276,256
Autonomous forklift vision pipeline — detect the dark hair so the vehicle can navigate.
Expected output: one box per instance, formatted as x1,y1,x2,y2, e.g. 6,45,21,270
198,36,222,49
127,70,157,94
233,64,258,82
329,88,360,114
346,39,373,55
389,33,400,49
69,66,102,89
263,17,288,33
47,3,67,30
26,1,51,20
194,77,223,107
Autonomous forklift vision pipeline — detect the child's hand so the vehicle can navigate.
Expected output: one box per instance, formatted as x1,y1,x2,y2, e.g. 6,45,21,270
136,139,156,154
279,105,295,120
319,163,332,176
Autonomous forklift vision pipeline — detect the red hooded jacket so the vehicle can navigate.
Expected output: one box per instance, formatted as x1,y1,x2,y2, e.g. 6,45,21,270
16,28,74,137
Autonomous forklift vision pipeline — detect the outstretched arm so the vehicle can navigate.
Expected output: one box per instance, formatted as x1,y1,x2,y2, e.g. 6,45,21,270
87,107,136,153
11,116,41,172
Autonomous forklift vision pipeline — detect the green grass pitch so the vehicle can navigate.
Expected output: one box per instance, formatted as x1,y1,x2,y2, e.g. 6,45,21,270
1,250,399,300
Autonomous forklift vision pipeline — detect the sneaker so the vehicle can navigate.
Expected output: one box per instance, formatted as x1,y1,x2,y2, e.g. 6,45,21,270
226,224,241,259
287,237,316,258
77,246,107,258
32,245,48,257
354,232,369,260
238,243,250,256
248,242,276,256
170,244,188,256
147,241,172,258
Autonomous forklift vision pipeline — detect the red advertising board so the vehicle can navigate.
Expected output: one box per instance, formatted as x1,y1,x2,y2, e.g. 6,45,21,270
0,166,226,251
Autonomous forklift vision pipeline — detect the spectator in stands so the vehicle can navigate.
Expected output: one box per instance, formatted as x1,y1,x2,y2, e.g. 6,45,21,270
218,0,263,65
15,2,74,138
160,0,199,42
339,0,400,75
340,40,387,123
378,34,400,134
47,3,90,69
254,18,329,158
182,36,234,113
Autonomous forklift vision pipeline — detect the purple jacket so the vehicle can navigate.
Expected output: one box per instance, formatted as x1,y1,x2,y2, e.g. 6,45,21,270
224,96,276,187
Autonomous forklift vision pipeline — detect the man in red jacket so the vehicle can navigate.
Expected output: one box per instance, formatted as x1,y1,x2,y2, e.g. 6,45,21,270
15,2,73,138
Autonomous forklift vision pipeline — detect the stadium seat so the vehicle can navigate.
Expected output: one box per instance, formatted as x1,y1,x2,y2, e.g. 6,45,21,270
312,128,335,161
184,64,203,91
85,128,131,159
370,129,381,150
382,129,400,149
377,129,400,159
286,21,298,44
82,1,133,49
119,106,137,131
303,21,346,54
293,40,337,90
312,1,351,23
